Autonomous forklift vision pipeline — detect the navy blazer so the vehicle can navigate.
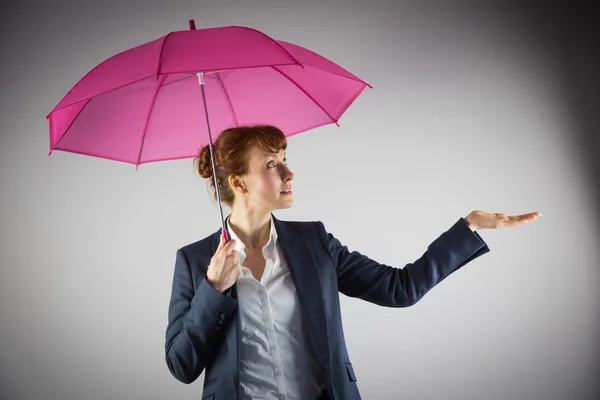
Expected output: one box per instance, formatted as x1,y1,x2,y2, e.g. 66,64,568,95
165,214,490,399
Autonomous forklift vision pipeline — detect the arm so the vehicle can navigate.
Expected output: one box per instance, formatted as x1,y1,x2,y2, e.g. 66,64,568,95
164,248,237,384
316,217,490,307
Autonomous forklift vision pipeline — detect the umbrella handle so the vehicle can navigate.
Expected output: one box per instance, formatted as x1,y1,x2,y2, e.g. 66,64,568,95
222,229,229,243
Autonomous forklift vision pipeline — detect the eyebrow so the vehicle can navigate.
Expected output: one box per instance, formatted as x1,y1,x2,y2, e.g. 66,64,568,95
264,151,286,157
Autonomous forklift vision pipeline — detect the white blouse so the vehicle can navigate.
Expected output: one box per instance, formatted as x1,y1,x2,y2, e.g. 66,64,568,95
227,215,326,400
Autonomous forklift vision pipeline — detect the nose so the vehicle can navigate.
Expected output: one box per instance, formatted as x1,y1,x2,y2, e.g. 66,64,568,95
281,164,294,181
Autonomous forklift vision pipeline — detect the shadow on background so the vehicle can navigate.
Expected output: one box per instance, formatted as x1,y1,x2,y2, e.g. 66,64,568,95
521,2,600,398
525,2,600,220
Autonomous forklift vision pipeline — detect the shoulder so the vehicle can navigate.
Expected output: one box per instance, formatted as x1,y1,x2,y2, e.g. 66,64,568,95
275,218,328,241
280,219,322,229
175,218,328,255
178,231,218,257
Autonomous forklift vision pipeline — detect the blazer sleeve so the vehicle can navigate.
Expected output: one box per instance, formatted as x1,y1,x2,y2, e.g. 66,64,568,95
316,217,490,307
164,248,237,384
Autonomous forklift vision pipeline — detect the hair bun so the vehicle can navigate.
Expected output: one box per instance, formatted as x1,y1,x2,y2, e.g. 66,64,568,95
196,144,214,179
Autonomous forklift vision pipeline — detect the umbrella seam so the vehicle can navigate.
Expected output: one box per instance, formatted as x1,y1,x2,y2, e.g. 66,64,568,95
270,66,337,126
50,98,92,152
46,62,104,117
156,33,173,77
336,85,370,125
49,63,299,114
238,26,303,67
49,75,163,114
275,39,371,88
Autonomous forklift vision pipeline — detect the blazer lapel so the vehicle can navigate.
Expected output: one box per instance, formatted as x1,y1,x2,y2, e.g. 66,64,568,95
272,214,331,368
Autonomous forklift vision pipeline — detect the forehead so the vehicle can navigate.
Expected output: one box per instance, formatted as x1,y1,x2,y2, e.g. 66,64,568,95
249,145,286,159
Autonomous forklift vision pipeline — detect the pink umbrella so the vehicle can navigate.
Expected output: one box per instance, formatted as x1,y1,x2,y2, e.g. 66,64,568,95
47,20,371,239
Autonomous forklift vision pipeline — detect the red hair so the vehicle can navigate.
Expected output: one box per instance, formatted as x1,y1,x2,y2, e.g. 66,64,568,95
194,125,287,207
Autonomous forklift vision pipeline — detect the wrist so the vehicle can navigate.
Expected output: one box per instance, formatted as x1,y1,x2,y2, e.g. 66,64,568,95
464,216,477,231
206,275,225,293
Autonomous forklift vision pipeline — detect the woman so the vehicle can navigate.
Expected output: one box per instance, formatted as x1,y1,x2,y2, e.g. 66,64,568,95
164,125,540,400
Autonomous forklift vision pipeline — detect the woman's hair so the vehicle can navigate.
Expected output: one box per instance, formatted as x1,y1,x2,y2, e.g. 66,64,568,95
194,125,287,207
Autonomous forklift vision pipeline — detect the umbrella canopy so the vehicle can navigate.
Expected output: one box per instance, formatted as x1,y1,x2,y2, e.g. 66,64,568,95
47,20,372,239
47,21,372,168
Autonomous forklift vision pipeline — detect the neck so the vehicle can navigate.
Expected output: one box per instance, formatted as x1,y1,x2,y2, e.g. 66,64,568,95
228,208,272,252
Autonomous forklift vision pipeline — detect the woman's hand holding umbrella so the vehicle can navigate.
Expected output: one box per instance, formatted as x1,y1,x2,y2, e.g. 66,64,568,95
206,235,241,293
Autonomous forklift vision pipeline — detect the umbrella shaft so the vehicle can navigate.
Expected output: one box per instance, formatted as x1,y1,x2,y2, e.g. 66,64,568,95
198,72,228,240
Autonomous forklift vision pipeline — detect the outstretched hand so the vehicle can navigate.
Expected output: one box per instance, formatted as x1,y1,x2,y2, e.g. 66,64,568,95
464,210,542,231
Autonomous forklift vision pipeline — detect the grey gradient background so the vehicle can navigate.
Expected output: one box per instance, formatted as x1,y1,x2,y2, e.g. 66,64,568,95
1,1,599,399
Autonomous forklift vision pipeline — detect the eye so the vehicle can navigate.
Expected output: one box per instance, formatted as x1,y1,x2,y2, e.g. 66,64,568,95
267,159,287,168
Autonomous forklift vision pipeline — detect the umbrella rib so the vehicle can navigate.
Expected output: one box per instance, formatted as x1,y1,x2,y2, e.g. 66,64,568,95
160,74,221,89
215,72,239,127
270,66,339,126
161,74,196,87
137,75,167,168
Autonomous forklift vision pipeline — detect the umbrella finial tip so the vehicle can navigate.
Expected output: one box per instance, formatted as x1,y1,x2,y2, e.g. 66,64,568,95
48,150,52,156
189,20,196,30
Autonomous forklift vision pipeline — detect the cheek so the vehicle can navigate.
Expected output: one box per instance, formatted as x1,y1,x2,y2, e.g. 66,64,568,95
253,174,279,195
264,175,280,191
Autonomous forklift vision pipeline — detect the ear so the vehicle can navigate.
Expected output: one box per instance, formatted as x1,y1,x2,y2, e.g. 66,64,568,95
229,175,247,194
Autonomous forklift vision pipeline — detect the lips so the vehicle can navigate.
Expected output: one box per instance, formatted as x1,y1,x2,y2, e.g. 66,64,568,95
281,185,292,193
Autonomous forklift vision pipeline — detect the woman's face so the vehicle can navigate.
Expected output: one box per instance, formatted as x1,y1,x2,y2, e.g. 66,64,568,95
235,145,294,211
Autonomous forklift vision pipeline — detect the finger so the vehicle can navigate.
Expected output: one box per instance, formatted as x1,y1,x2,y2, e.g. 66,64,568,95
505,218,523,227
505,214,535,226
222,239,237,254
225,250,239,265
217,234,225,250
520,213,538,221
519,212,540,219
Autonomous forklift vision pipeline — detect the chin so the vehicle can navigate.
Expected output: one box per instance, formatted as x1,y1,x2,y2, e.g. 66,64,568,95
276,200,293,210
278,203,293,210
